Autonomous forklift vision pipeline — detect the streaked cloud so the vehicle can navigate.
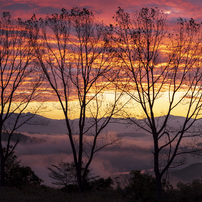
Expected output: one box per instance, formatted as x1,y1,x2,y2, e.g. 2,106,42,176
0,0,201,23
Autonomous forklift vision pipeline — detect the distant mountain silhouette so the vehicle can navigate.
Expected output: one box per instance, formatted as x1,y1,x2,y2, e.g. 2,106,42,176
171,163,202,183
4,113,67,134
5,112,201,136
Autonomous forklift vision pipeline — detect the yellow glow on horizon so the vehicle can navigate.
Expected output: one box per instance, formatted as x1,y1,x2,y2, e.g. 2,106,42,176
20,89,201,120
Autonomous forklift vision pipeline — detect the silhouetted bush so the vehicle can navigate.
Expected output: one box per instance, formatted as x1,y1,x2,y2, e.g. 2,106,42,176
8,166,42,187
171,179,202,201
48,161,115,193
48,161,93,192
122,171,156,201
1,148,42,187
122,170,172,202
60,183,78,193
88,177,113,191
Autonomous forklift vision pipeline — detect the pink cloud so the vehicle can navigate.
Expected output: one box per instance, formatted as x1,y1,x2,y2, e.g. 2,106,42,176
0,0,201,23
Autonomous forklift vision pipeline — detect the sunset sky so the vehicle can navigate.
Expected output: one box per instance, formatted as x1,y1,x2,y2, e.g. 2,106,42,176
0,0,201,23
0,0,201,120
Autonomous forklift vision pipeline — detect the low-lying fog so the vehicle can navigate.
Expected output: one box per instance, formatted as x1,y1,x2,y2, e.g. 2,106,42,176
4,115,202,187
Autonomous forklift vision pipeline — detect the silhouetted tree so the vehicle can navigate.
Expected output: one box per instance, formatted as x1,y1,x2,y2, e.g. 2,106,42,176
0,12,43,186
28,8,122,192
114,7,202,202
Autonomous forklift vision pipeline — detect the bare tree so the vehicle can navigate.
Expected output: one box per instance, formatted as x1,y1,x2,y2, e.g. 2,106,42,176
0,12,43,186
48,161,78,187
28,8,122,192
114,7,202,201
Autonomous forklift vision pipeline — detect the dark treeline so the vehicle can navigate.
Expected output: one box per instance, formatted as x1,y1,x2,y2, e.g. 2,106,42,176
0,7,201,202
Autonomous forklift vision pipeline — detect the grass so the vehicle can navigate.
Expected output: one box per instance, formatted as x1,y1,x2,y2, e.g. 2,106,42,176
0,186,129,202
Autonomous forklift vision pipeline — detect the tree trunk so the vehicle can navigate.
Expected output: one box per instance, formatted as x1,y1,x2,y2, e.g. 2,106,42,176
155,172,162,202
0,131,6,187
0,155,5,186
76,166,84,193
154,138,162,202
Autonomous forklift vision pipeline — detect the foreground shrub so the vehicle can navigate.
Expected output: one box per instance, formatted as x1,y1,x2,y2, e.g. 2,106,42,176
122,170,172,202
88,177,113,191
122,171,156,201
173,179,202,201
8,166,42,187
